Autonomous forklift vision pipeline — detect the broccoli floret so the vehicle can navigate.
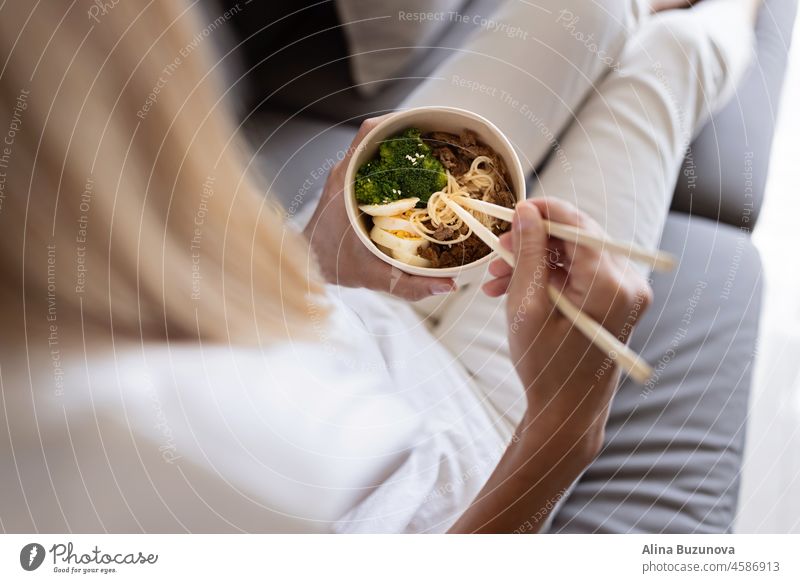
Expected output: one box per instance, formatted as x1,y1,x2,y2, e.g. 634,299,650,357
378,127,425,165
354,159,401,205
354,127,446,206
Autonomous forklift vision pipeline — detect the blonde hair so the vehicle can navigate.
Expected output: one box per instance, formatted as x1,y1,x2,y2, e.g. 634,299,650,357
0,1,325,343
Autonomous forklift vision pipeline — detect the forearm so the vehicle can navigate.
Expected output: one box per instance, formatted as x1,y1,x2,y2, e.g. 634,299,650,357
449,415,599,534
454,197,651,533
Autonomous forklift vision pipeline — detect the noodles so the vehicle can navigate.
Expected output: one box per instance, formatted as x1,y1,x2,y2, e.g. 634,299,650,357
408,156,503,246
357,127,516,269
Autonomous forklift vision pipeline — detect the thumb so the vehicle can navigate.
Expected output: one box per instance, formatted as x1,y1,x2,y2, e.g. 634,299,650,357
509,201,550,299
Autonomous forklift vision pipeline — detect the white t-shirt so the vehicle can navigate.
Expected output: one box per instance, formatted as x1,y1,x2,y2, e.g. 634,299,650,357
0,287,509,533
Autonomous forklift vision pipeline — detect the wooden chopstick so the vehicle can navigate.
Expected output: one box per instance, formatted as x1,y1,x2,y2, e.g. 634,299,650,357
452,195,676,272
444,198,654,385
545,287,653,384
453,195,515,222
444,197,514,263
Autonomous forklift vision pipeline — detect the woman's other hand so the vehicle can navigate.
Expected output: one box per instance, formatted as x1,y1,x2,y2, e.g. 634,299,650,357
303,116,457,301
450,199,652,533
484,198,653,458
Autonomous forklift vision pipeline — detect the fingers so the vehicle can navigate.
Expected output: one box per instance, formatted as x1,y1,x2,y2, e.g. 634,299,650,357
482,276,511,297
511,201,547,265
481,205,549,299
488,256,512,278
325,115,395,200
481,197,654,337
353,115,393,144
338,114,395,170
486,244,513,295
507,201,551,298
322,115,396,203
366,261,456,301
528,197,604,235
529,197,655,328
390,274,457,301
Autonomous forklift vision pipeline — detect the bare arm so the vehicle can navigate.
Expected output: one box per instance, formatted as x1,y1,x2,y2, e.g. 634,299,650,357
451,199,652,533
450,417,597,533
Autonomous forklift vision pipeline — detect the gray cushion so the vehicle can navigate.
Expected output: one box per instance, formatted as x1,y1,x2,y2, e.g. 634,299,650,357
670,0,797,229
550,214,762,533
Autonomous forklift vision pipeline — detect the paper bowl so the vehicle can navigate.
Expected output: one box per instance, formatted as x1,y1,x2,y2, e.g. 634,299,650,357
343,106,526,280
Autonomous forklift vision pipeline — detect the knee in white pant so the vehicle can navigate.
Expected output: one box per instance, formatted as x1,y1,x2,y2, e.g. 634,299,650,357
634,10,752,116
552,0,641,30
550,0,645,74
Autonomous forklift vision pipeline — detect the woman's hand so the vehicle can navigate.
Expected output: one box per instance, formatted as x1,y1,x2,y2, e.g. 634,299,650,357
486,197,653,455
303,116,457,301
450,198,652,533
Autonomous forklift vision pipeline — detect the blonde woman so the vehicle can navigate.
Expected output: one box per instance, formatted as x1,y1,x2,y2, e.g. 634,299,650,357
0,0,757,533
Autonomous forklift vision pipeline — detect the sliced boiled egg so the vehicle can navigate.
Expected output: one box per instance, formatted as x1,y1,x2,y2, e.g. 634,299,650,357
359,197,419,217
393,251,433,268
372,214,418,233
369,225,428,256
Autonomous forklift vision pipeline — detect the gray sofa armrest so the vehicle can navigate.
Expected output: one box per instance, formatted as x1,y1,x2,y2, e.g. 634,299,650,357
551,213,763,533
670,0,797,229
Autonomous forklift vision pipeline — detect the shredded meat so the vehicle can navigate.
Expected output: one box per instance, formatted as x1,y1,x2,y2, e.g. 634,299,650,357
493,188,516,209
421,130,516,269
431,224,456,242
425,130,512,188
430,144,468,176
420,236,493,269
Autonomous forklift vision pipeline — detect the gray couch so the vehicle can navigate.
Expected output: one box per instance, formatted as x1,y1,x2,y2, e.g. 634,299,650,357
210,0,796,532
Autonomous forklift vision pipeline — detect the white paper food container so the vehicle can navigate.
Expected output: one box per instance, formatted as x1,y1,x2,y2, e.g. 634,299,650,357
344,106,526,280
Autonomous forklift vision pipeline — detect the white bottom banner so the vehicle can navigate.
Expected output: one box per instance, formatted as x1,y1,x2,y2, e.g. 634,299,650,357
1,534,798,582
